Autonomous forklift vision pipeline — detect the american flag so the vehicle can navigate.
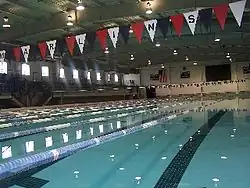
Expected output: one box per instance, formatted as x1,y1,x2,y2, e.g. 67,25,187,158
159,69,167,82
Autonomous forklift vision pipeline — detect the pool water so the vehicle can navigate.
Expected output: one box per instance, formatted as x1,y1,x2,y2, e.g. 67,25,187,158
1,98,250,188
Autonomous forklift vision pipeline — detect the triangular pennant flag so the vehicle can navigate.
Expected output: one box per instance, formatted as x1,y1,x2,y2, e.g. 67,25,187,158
46,40,56,59
108,27,119,48
213,4,229,30
199,8,212,31
119,25,130,44
21,45,30,63
0,50,6,62
170,14,184,36
131,22,144,44
229,0,246,27
96,29,108,50
86,32,96,46
75,34,86,54
38,41,47,60
157,17,169,39
13,47,21,62
184,10,199,35
144,19,158,42
65,36,76,56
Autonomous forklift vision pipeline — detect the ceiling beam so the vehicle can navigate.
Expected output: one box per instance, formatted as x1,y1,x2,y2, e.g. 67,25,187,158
0,0,232,42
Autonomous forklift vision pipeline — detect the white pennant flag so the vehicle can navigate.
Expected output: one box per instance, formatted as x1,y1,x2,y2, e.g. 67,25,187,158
184,10,199,35
144,19,157,42
46,40,57,59
108,27,119,48
229,0,246,27
21,45,30,63
75,34,86,54
0,50,6,62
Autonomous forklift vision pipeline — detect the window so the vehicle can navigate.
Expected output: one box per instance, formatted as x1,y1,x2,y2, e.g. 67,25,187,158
22,63,30,76
117,121,121,129
45,136,53,147
114,74,119,82
0,61,7,74
62,133,69,143
59,68,65,78
90,127,94,136
99,124,103,133
107,73,111,82
76,130,82,140
96,72,101,81
25,141,34,153
73,69,79,79
41,66,49,77
2,146,12,159
87,71,91,80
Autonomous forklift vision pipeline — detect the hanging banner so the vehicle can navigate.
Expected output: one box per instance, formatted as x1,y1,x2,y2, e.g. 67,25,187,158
0,50,6,62
13,47,21,62
131,22,144,44
213,4,229,30
21,45,30,63
65,36,76,56
199,8,212,31
229,0,246,27
108,27,119,48
75,33,86,54
96,29,108,50
170,14,184,36
38,41,47,60
157,17,169,39
86,32,96,46
46,40,57,59
119,25,130,44
184,10,199,35
144,19,157,42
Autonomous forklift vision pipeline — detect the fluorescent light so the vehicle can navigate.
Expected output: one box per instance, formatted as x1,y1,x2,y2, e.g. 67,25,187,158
155,43,161,47
214,38,220,42
193,62,197,65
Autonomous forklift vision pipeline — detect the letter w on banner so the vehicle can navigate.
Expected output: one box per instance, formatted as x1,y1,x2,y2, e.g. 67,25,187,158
21,45,30,63
46,40,57,59
0,50,6,62
183,10,199,35
108,27,119,48
144,19,157,42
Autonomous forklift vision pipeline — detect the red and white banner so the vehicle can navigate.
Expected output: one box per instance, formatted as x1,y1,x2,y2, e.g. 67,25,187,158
108,27,119,48
96,29,108,50
38,41,47,60
144,19,157,42
213,4,228,30
65,36,76,56
0,50,6,62
46,40,56,59
131,22,144,44
75,34,86,54
229,0,246,27
184,10,199,35
21,45,30,63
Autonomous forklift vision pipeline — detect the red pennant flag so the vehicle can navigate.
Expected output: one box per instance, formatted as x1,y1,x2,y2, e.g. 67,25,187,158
38,41,47,60
96,29,108,50
65,36,76,56
170,14,184,37
213,4,228,30
131,22,144,44
13,47,21,62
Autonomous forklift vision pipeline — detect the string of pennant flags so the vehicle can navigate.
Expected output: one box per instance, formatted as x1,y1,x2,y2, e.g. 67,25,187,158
0,0,247,63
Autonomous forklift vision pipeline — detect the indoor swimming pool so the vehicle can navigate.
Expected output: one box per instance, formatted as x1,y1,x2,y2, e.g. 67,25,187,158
0,98,250,188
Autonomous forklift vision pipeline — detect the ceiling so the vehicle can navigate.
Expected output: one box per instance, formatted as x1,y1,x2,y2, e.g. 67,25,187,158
0,0,250,72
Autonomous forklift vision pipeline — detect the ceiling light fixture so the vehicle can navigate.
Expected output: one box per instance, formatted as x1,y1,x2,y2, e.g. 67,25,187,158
145,2,153,15
185,56,189,61
214,38,220,42
161,64,165,69
148,60,151,65
130,54,134,60
2,16,10,28
129,26,133,33
193,62,197,65
76,0,85,10
155,42,161,47
229,58,232,62
104,48,109,54
226,55,230,58
66,15,73,26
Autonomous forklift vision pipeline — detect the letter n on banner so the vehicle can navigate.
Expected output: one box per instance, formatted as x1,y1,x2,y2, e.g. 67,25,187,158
144,19,157,42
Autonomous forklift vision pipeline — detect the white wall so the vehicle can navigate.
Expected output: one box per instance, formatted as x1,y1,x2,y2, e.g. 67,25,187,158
123,74,140,86
141,61,250,96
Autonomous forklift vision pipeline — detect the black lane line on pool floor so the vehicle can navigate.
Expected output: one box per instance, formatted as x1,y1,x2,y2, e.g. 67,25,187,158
154,110,226,188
